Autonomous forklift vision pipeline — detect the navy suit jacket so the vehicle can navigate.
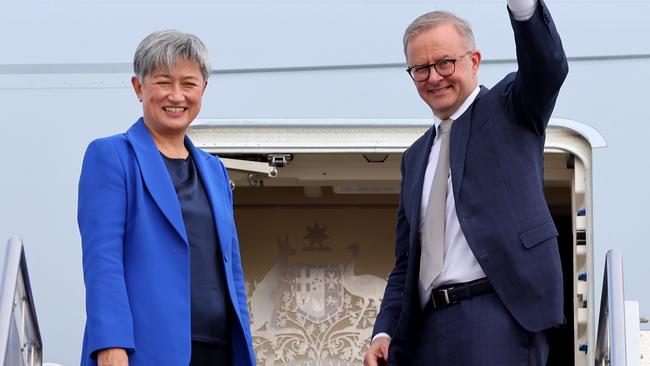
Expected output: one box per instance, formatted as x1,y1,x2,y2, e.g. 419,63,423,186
78,119,256,365
373,2,568,362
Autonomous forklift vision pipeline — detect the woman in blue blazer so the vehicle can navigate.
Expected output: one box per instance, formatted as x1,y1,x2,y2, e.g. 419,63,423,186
77,30,255,366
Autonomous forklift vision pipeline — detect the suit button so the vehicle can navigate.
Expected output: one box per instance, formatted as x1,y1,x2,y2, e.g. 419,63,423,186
224,255,228,263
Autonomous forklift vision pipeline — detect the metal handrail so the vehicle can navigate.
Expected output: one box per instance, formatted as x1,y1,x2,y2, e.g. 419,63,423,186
0,236,43,366
595,249,627,366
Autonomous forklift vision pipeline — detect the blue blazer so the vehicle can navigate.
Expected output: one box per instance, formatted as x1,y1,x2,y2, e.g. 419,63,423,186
373,2,568,362
78,118,255,365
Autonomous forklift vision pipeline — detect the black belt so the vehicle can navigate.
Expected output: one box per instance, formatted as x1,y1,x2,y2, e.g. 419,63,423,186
429,278,493,310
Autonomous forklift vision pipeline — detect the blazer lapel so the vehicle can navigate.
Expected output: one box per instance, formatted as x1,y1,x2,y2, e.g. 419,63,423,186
450,86,489,199
125,118,188,245
188,138,232,259
408,126,436,240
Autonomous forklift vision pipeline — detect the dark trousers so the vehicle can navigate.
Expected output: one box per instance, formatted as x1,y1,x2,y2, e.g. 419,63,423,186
190,341,231,366
410,292,548,366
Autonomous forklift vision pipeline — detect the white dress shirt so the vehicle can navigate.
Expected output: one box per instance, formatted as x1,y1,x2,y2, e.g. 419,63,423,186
508,0,537,20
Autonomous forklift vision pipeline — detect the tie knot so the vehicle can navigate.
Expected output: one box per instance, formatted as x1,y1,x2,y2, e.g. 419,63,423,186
439,118,453,135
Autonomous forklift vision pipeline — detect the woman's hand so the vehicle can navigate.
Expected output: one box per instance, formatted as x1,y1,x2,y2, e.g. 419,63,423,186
97,348,129,366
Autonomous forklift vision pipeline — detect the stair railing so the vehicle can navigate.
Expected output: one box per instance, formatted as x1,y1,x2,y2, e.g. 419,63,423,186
0,236,43,366
595,249,627,366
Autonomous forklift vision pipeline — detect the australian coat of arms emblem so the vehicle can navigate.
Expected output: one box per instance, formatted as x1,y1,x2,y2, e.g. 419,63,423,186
247,223,387,366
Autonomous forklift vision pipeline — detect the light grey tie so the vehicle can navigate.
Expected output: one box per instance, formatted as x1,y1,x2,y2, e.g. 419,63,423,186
419,118,453,294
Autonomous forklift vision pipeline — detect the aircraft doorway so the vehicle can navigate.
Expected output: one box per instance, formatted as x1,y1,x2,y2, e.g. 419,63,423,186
225,150,584,366
189,120,599,365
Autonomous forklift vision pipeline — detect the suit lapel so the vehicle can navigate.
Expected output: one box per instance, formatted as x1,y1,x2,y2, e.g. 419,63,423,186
188,139,232,259
450,86,488,199
408,126,436,238
125,118,188,245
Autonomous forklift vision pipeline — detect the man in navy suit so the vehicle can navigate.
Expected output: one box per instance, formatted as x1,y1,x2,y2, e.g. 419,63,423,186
364,0,567,365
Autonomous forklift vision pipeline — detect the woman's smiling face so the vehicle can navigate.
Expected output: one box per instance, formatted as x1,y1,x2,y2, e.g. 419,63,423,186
132,58,207,137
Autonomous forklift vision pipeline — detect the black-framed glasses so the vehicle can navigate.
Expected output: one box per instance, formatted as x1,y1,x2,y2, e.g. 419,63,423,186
406,50,473,82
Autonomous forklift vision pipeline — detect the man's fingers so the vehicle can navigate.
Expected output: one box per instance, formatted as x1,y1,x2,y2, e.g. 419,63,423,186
363,349,379,366
380,341,390,359
364,338,389,366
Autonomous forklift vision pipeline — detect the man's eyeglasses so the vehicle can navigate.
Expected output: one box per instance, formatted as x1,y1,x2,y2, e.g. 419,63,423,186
406,50,473,82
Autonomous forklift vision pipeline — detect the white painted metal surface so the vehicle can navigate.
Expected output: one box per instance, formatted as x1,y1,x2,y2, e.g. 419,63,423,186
189,118,605,154
640,331,650,366
626,301,641,366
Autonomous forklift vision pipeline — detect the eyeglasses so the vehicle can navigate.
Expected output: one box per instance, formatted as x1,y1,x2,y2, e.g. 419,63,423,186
406,50,473,82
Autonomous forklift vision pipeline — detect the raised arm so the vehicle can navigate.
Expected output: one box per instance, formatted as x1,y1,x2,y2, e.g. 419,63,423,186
506,0,568,135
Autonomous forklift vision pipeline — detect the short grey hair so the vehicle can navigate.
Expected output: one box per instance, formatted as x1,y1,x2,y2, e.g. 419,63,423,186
133,30,211,82
403,11,475,55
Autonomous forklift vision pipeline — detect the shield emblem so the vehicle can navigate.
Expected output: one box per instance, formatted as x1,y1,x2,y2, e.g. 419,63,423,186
291,265,343,322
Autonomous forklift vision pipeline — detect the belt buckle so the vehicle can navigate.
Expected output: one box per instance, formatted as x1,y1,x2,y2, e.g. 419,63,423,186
431,287,454,309
443,288,452,305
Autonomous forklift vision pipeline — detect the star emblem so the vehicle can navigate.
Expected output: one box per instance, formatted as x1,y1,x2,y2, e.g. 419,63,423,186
304,222,330,250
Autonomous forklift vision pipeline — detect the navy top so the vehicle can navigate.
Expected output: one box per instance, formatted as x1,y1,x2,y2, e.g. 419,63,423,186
162,153,231,346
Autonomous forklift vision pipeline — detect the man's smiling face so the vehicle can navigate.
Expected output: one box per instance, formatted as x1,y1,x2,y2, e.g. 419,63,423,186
406,23,480,119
